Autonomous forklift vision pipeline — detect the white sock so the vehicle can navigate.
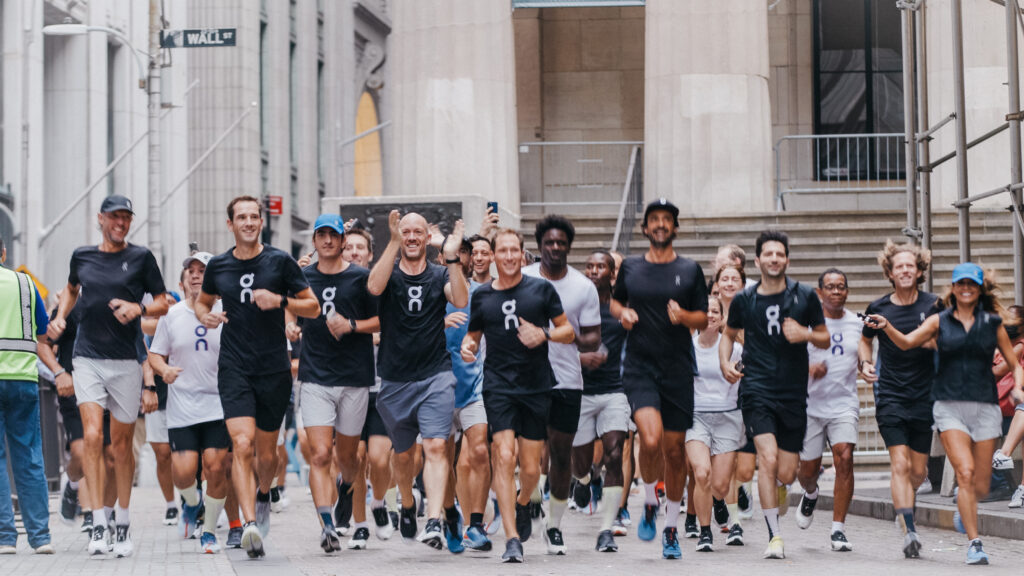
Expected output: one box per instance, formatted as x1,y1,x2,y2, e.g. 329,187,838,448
371,498,385,510
68,480,79,490
115,506,130,526
165,500,176,509
104,506,115,525
203,496,226,535
644,482,659,505
832,521,844,534
180,482,201,507
665,499,682,528
354,521,369,529
805,488,818,501
764,508,780,538
575,473,591,486
602,487,623,531
548,497,567,530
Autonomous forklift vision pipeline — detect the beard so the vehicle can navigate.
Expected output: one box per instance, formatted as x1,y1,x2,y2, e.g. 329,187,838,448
645,230,676,249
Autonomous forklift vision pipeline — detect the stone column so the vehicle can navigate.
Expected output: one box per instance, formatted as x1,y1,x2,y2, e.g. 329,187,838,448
389,0,519,213
644,0,772,215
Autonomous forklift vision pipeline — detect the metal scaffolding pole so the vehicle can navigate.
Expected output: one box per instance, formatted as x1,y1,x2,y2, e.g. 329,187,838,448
1009,0,1024,304
951,0,971,262
901,3,919,244
916,2,933,291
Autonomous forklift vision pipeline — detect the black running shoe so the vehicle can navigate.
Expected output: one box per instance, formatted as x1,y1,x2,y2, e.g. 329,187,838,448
544,527,566,555
60,483,78,523
684,515,699,539
515,502,533,542
81,511,94,535
737,484,751,513
696,531,713,552
596,529,618,552
163,507,179,526
502,537,524,563
335,480,353,529
227,526,243,548
830,530,853,552
399,505,417,540
529,500,544,519
726,523,744,546
416,518,444,550
573,479,592,510
712,498,729,529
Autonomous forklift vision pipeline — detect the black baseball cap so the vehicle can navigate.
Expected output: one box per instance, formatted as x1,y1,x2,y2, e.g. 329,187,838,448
643,198,679,226
100,195,135,214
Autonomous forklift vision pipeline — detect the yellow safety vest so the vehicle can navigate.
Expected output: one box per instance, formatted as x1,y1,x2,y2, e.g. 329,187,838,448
0,266,39,382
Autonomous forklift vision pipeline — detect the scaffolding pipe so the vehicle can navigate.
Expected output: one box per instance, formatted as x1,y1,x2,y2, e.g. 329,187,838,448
952,182,1024,207
916,2,933,291
1008,0,1024,304
922,123,1008,172
902,3,919,243
916,112,954,142
952,0,971,261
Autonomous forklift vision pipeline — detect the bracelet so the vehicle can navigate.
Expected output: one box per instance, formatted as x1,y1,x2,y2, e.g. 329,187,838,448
144,385,157,392
445,256,460,264
541,327,551,340
280,294,288,309
349,318,358,332
53,368,67,378
139,302,147,317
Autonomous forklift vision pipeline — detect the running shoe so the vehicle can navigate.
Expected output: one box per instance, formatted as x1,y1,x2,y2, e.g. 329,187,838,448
544,527,566,555
255,497,272,537
902,531,921,558
200,532,221,554
696,531,713,552
444,519,465,554
81,511,94,535
592,475,604,504
485,499,502,536
400,505,418,541
1010,485,1024,508
335,480,353,530
270,486,282,513
617,506,632,526
390,510,400,530
661,526,681,559
60,483,78,524
726,523,744,546
684,515,699,539
777,485,790,516
966,539,989,565
320,524,341,553
227,526,243,548
502,537,524,563
738,483,754,519
830,530,853,552
763,535,785,559
372,506,395,540
712,498,729,530
88,524,108,556
638,503,658,541
529,500,544,519
992,449,1014,471
463,524,492,551
417,518,444,550
953,511,966,534
612,515,628,536
795,493,816,529
596,529,617,552
241,521,265,559
572,480,593,513
348,526,370,550
164,507,179,526
113,524,133,558
515,502,533,542
916,478,933,495
181,501,203,539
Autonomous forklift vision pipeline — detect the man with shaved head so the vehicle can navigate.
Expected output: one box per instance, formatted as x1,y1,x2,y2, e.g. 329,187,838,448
368,210,468,551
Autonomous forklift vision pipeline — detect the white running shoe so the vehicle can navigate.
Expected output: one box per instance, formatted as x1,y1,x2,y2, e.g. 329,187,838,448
1009,485,1024,508
992,449,1015,471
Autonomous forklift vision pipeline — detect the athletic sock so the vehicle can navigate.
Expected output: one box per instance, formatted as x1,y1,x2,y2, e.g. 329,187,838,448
763,508,780,539
644,482,659,505
602,486,622,531
317,506,334,528
229,519,243,529
665,499,682,528
805,488,818,501
371,498,386,510
727,502,740,526
337,473,344,485
533,476,546,503
104,506,114,526
68,480,79,490
575,473,592,486
445,506,460,526
93,510,107,528
548,497,568,530
204,496,225,535
180,481,201,507
470,512,484,527
700,525,712,538
896,508,916,533
271,478,279,489
831,521,844,534
685,513,696,526
115,506,130,526
256,490,271,502
385,487,398,512
165,500,176,509
354,521,369,529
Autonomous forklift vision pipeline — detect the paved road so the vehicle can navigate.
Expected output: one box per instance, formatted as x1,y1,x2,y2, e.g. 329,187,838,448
4,476,1024,575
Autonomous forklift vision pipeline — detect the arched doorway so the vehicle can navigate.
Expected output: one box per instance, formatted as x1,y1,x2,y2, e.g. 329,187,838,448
354,91,383,197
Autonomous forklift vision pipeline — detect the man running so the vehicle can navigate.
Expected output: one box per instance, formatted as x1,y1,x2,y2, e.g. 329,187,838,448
720,229,829,560
367,210,468,550
611,199,709,560
48,195,170,557
523,215,601,555
572,250,630,552
148,252,231,553
794,268,860,551
461,228,575,563
195,195,319,558
289,214,379,553
858,241,939,558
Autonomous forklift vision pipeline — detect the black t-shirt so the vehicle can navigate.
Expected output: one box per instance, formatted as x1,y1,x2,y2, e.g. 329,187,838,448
68,244,166,360
862,292,940,408
53,311,79,373
377,262,451,382
468,275,564,395
727,281,825,401
297,264,378,387
201,245,310,374
612,255,708,374
582,301,626,395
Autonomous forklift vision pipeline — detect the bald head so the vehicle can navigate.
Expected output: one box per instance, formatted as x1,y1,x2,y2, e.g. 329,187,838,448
399,212,430,262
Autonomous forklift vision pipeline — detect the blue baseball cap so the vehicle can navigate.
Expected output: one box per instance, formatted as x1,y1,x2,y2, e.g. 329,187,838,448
313,214,345,235
951,262,984,286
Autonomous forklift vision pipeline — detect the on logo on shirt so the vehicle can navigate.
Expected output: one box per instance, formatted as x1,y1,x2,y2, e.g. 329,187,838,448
240,273,254,303
831,331,844,356
322,286,336,316
502,299,519,330
766,304,781,336
195,324,210,351
408,285,423,312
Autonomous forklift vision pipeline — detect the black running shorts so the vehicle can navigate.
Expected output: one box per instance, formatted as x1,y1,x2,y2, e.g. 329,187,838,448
218,369,293,432
360,393,389,442
547,389,583,435
484,390,550,441
876,400,933,454
622,358,694,432
741,396,807,454
168,419,231,453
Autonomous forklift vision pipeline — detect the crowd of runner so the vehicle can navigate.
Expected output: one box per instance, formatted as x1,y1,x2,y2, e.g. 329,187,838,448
23,194,1024,566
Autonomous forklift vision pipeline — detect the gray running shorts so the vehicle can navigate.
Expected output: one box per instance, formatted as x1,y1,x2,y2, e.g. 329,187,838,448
685,410,745,456
933,400,1002,442
377,371,456,453
300,382,370,437
73,357,142,424
573,392,631,447
800,413,858,461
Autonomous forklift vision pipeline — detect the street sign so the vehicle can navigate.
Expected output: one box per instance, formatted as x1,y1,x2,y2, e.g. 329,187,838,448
266,196,283,216
16,266,49,301
160,28,236,49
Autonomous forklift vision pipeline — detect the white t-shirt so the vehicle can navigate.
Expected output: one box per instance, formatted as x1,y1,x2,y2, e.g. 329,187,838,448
149,300,224,428
806,309,861,419
522,264,601,391
693,332,742,412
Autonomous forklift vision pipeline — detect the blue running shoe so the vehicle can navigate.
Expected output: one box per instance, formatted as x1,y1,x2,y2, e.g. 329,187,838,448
662,526,681,559
953,511,966,534
463,525,492,552
444,520,465,554
638,503,658,541
200,531,220,554
966,539,989,565
181,501,202,540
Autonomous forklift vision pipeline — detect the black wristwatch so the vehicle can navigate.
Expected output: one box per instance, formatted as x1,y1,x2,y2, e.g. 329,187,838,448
280,294,288,309
144,385,157,392
139,302,147,317
541,327,551,341
445,256,460,264
349,318,358,332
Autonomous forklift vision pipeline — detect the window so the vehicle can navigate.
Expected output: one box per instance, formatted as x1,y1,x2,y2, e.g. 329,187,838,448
813,0,904,179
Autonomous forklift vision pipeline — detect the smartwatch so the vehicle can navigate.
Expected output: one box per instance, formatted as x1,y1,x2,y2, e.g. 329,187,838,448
280,294,288,309
349,318,358,333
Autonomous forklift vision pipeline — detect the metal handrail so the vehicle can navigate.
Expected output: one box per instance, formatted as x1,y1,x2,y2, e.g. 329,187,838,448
612,146,642,256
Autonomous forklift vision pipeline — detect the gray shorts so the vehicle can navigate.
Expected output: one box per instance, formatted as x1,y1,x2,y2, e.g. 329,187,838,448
73,357,142,424
800,413,859,461
453,399,487,434
573,392,631,447
933,400,1002,442
300,382,370,437
685,410,745,456
377,371,456,453
146,409,169,444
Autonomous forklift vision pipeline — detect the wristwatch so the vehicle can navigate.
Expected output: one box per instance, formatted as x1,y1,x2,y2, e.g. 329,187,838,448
349,318,358,333
445,256,460,264
139,302,148,317
280,294,288,309
541,327,551,341
144,385,157,392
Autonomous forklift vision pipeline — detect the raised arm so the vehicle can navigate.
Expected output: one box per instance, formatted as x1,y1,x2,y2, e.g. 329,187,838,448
367,210,402,296
868,313,940,351
443,220,469,308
